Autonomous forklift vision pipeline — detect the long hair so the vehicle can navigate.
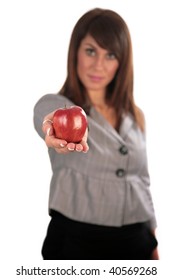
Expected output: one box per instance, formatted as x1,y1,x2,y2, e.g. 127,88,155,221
60,8,144,131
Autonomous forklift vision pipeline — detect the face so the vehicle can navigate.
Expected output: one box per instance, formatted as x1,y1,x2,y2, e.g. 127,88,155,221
77,34,119,96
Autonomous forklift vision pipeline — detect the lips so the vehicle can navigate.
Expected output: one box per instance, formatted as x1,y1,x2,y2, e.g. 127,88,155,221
88,75,104,82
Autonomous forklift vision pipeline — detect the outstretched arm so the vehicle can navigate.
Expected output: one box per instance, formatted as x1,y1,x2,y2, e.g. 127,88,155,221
42,111,89,154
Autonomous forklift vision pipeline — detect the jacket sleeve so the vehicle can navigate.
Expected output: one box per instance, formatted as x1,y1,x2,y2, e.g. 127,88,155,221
33,94,73,139
140,152,157,231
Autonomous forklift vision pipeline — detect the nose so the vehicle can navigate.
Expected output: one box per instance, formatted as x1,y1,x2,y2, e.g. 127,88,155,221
93,55,104,70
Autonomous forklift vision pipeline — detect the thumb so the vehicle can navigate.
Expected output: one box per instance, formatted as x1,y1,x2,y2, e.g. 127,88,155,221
42,119,54,136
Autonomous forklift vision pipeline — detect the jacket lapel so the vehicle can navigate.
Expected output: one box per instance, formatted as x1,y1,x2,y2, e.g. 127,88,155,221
90,108,134,144
119,114,134,140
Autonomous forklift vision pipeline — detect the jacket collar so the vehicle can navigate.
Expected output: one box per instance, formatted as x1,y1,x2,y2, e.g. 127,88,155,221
90,107,134,143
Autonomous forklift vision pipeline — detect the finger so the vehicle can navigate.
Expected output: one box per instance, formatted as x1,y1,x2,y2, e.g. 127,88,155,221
42,119,53,125
81,141,89,153
42,112,55,135
42,121,53,136
46,126,54,136
67,143,75,152
45,134,67,148
80,128,89,153
55,147,69,154
43,125,53,136
75,143,83,152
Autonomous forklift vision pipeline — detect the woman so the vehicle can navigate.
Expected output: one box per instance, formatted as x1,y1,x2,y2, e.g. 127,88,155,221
33,8,159,259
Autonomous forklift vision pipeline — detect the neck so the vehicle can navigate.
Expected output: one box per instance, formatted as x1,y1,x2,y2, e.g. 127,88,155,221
87,90,107,109
92,102,109,110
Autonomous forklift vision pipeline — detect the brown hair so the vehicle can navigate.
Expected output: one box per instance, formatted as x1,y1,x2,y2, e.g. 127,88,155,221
60,8,144,131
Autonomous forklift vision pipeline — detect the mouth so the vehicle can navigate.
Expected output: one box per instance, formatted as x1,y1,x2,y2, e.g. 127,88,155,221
88,75,104,82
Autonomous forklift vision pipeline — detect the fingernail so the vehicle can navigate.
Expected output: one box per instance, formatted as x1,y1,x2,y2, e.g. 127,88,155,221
46,128,51,136
60,143,65,147
68,147,74,151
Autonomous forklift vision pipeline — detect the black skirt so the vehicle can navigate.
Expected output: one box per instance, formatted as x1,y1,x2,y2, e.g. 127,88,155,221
42,210,158,260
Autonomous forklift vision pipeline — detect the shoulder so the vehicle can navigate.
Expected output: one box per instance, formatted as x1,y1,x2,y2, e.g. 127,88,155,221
134,106,146,132
34,93,74,112
35,93,73,106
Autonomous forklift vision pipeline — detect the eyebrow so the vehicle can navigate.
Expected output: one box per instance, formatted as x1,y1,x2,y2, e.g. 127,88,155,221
83,42,96,48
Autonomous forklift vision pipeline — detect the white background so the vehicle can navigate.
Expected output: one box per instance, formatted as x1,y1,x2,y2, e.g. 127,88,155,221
0,0,173,276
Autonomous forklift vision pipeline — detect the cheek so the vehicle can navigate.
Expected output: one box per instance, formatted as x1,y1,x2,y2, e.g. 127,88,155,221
108,63,119,79
77,54,86,78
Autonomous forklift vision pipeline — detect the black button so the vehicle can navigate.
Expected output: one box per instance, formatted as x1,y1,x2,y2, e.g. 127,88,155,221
116,169,126,177
119,145,128,155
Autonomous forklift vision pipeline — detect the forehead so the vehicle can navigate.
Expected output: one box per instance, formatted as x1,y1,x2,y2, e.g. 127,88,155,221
80,34,106,49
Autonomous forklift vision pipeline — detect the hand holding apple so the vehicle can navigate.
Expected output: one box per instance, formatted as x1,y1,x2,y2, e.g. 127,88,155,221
52,105,88,143
42,106,89,153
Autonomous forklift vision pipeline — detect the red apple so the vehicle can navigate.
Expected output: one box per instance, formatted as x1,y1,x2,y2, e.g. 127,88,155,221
52,106,88,143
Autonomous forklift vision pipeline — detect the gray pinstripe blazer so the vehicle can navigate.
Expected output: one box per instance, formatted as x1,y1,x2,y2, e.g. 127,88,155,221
34,94,157,229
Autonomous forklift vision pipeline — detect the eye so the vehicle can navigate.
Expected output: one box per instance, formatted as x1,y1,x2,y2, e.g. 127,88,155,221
106,52,117,60
85,48,96,56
